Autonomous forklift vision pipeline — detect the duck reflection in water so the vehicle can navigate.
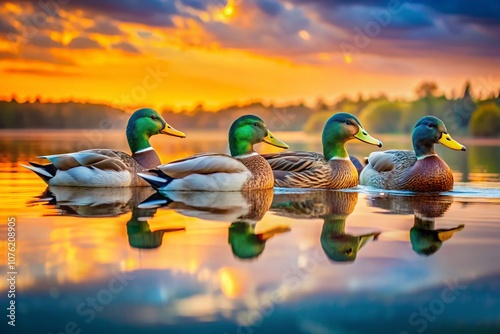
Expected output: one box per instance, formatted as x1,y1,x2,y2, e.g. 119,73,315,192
29,186,186,249
140,189,290,260
30,185,156,217
126,206,185,249
368,194,464,256
272,191,380,263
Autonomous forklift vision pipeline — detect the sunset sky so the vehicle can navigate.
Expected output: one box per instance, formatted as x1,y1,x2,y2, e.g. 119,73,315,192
1,0,499,110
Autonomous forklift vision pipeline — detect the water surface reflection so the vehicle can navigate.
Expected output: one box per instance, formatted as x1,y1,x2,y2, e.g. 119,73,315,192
1,131,499,334
368,194,465,256
272,191,380,262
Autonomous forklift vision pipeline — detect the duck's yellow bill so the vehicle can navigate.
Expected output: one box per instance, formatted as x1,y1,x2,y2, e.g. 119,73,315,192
354,127,383,148
358,232,381,250
437,225,465,242
263,131,289,149
161,124,186,138
438,132,466,151
258,226,291,241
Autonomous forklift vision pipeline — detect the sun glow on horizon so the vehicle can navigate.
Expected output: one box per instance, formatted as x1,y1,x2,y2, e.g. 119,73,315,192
0,1,498,111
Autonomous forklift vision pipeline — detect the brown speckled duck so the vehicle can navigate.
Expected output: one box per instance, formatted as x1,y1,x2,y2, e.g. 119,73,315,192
263,113,382,189
360,116,466,191
368,193,464,256
139,115,289,191
272,190,380,262
22,108,186,187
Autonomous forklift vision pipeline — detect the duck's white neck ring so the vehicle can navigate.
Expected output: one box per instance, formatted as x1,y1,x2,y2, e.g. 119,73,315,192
134,147,154,154
234,152,259,159
329,156,350,161
417,154,438,160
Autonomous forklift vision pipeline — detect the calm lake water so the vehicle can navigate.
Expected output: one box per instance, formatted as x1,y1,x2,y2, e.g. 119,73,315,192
0,130,499,334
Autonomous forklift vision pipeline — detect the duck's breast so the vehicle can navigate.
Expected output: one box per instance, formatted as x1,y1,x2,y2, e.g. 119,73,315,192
238,154,274,190
326,159,359,189
402,156,454,192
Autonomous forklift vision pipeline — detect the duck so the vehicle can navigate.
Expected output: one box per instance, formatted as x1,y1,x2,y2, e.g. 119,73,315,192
360,116,466,191
139,189,290,259
228,222,290,260
127,207,185,249
410,216,464,256
368,193,464,256
272,190,381,262
262,112,382,188
22,108,186,187
138,114,289,191
30,186,156,217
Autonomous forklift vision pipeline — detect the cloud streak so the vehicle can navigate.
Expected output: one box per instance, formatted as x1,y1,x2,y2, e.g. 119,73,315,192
2,0,499,62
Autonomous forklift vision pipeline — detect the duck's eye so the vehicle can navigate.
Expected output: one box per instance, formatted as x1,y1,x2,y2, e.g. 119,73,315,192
150,115,157,120
345,248,353,255
427,123,436,128
253,122,259,127
345,120,353,125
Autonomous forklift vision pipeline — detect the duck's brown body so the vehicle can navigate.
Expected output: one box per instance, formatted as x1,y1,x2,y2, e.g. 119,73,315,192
240,154,275,190
400,156,454,192
361,151,454,192
264,152,359,189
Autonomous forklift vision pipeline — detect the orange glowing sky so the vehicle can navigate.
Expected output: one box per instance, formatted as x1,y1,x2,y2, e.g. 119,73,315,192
1,0,499,110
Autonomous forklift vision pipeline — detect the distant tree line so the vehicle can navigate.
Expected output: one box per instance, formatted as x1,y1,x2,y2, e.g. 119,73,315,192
1,81,499,137
0,100,127,129
303,81,500,137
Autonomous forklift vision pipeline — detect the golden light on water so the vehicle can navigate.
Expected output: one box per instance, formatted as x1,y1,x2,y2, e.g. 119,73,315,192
344,54,353,64
218,267,247,298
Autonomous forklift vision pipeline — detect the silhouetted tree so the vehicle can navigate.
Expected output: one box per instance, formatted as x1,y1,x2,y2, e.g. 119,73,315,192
453,81,476,128
415,81,438,98
315,97,329,112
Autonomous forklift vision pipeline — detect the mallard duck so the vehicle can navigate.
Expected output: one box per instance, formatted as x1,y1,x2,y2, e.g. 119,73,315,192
22,108,185,187
138,114,289,191
368,193,464,256
127,207,185,249
30,186,155,217
139,188,289,259
262,113,382,188
228,222,290,260
411,217,464,256
272,190,381,262
360,116,466,191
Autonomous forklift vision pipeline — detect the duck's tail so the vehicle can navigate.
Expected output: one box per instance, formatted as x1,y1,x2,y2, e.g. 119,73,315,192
137,192,173,209
21,162,57,184
137,169,174,190
349,155,365,175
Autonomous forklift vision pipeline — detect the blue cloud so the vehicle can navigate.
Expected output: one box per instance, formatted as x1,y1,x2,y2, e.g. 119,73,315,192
2,0,499,62
179,0,207,10
256,0,283,16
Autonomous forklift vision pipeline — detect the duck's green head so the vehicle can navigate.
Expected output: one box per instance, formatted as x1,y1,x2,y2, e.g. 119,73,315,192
228,114,289,156
320,214,380,262
228,222,266,260
412,116,466,158
322,113,382,160
321,230,381,263
126,108,186,153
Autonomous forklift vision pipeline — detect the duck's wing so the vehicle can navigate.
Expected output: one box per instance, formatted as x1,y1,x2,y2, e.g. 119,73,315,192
38,149,135,172
367,150,417,173
262,151,326,172
158,153,249,178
